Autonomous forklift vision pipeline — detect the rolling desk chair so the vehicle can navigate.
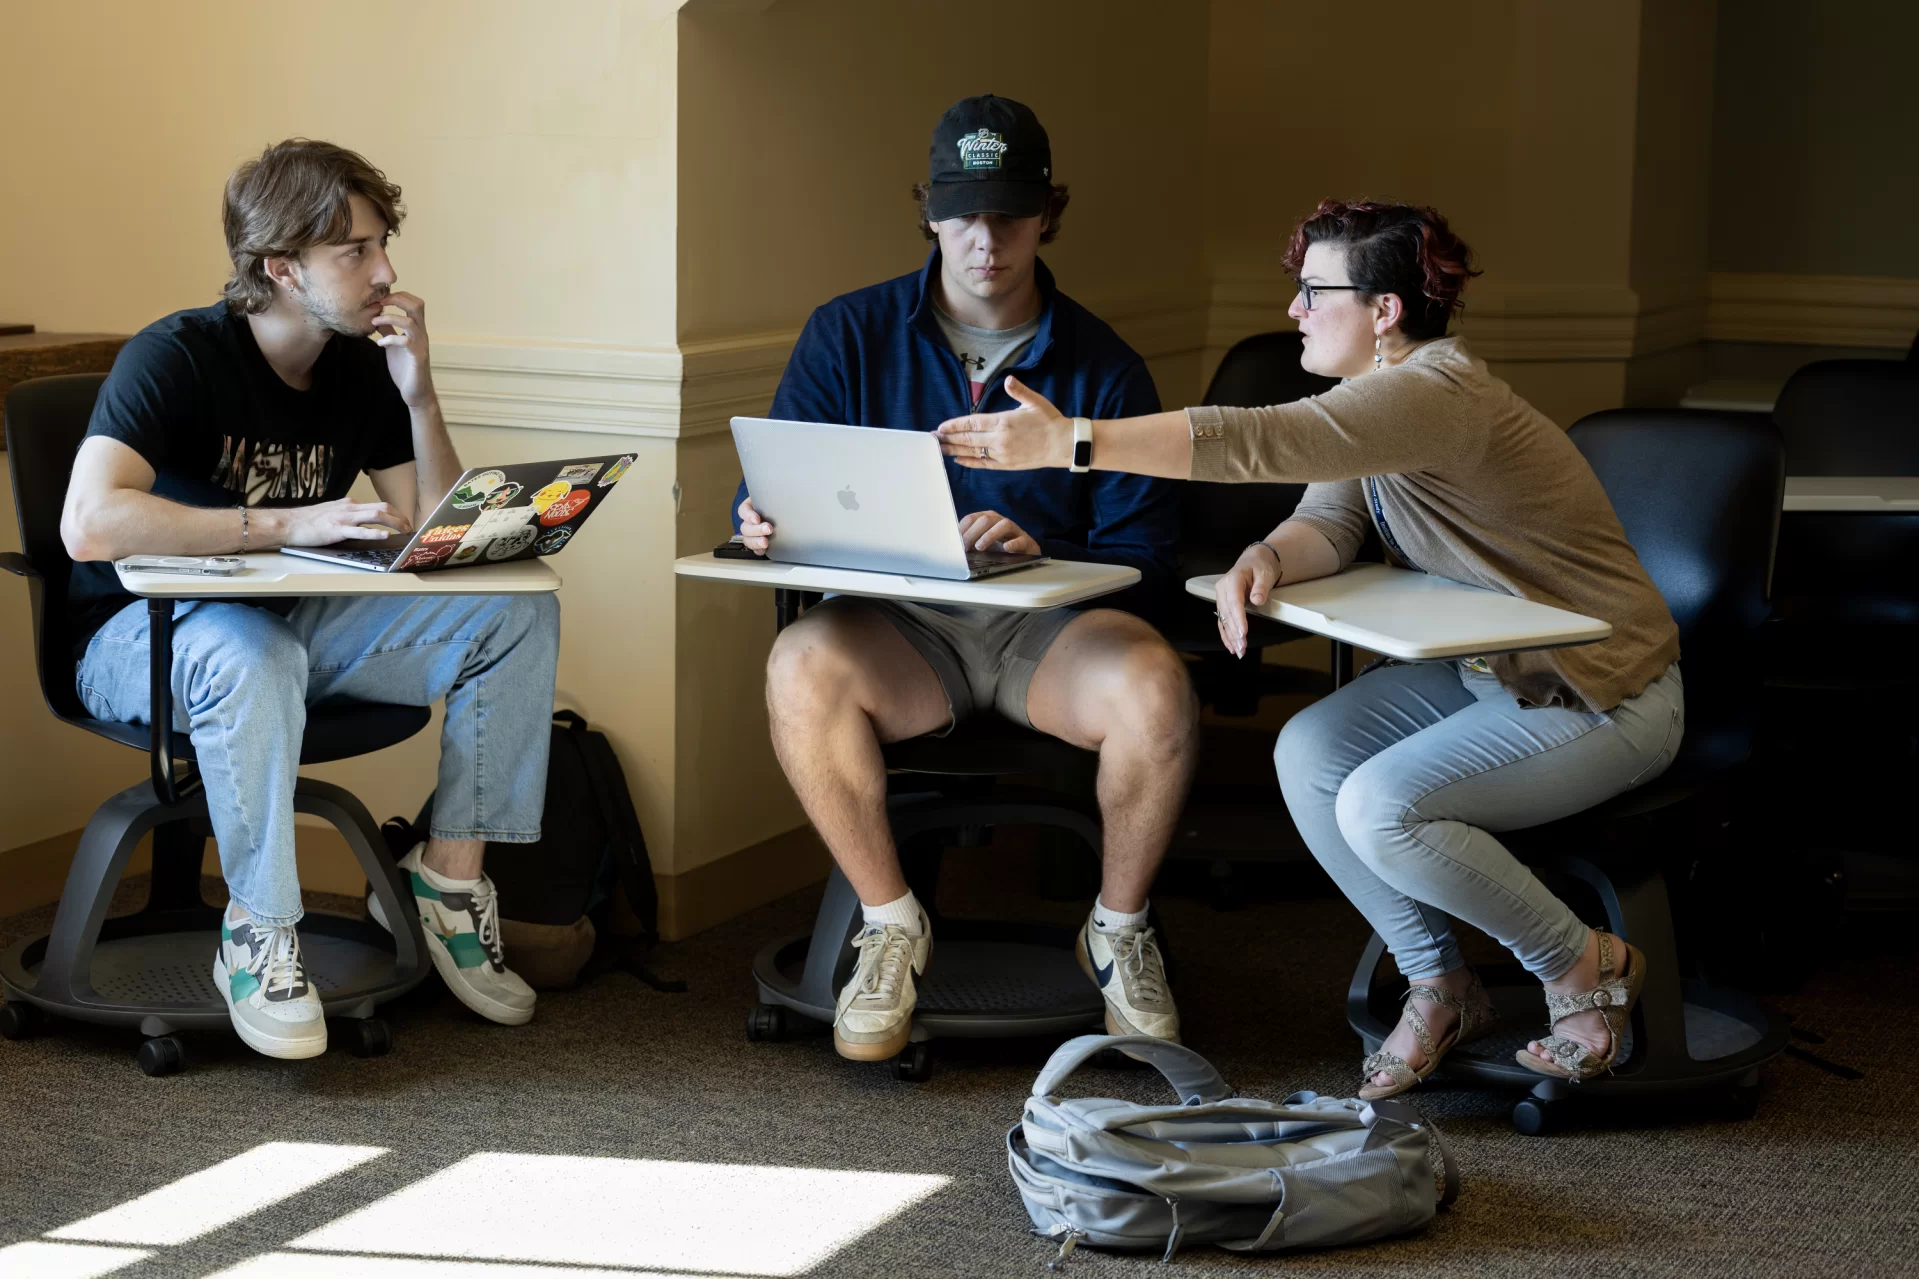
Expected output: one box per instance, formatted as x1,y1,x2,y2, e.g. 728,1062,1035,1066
1764,359,1919,913
0,374,432,1074
1346,409,1792,1132
746,593,1117,1081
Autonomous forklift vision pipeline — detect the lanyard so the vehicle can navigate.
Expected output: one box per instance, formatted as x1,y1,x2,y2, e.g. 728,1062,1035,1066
1367,476,1420,573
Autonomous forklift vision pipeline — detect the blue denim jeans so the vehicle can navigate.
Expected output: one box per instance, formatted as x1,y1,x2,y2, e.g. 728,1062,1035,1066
76,592,561,925
1275,660,1683,982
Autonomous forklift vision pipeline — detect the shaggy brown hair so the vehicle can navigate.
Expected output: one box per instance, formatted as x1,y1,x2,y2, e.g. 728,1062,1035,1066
222,139,405,313
911,182,1071,244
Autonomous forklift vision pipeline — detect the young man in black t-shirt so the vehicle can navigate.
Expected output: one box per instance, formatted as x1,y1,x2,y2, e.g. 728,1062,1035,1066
63,141,557,1060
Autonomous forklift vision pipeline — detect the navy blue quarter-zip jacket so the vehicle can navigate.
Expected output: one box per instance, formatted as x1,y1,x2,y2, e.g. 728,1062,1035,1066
731,250,1180,613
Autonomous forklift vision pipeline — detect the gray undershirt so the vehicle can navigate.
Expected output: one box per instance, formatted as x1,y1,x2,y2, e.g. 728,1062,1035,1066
932,303,1039,407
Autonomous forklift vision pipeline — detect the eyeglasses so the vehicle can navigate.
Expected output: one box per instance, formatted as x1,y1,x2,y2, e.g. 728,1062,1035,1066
1293,279,1363,311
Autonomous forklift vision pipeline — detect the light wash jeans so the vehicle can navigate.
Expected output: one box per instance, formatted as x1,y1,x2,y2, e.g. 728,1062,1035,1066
76,592,561,925
1275,660,1683,982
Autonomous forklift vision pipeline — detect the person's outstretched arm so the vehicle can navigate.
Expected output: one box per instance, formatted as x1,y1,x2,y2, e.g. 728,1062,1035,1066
937,375,1195,477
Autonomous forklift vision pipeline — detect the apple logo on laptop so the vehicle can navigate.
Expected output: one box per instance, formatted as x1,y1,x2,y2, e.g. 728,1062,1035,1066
837,486,860,511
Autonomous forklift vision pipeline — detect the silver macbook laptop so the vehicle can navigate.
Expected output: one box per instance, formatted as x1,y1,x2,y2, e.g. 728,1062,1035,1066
731,417,1048,581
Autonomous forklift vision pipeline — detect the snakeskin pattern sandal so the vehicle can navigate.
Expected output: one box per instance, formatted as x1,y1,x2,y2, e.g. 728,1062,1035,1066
1358,970,1498,1101
1515,932,1647,1081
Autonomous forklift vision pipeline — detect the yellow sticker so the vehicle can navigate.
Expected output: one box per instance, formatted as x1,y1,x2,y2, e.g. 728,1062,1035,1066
529,480,572,513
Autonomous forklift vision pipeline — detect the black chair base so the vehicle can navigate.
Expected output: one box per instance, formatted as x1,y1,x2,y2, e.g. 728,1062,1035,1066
0,775,430,1074
1345,851,1789,1133
748,783,1108,1081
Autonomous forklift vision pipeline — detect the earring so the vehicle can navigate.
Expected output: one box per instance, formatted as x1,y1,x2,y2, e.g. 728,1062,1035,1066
1374,335,1384,371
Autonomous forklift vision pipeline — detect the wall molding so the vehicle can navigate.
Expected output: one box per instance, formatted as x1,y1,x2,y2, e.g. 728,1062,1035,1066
1705,272,1919,348
434,340,686,439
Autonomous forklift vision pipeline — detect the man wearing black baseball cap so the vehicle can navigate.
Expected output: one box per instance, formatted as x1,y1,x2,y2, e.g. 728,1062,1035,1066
733,95,1194,1064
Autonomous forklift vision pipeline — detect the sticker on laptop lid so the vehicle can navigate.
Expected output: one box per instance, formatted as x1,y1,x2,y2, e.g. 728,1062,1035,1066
448,542,485,564
535,526,573,555
449,470,508,509
485,524,540,560
556,462,603,483
479,481,523,511
398,543,457,570
598,455,634,487
539,490,591,526
529,480,572,513
421,523,472,544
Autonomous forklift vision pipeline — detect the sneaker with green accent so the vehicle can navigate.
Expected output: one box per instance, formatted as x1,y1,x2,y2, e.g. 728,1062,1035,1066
369,843,535,1026
213,914,327,1059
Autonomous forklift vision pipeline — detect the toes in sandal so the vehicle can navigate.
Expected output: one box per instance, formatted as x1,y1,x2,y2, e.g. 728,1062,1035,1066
1359,972,1500,1102
1515,933,1647,1081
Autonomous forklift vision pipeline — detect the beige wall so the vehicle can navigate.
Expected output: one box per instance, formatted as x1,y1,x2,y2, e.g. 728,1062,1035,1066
1708,0,1919,280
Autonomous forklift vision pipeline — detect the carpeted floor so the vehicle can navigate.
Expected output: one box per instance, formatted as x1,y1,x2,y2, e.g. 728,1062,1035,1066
1,850,1915,1279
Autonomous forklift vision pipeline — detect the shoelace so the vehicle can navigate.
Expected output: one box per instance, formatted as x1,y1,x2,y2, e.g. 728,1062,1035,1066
247,924,307,998
853,925,913,1004
462,883,507,973
1115,927,1168,1005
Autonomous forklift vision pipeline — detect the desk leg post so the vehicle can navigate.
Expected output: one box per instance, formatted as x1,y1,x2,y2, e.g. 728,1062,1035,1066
1330,639,1350,691
146,598,201,807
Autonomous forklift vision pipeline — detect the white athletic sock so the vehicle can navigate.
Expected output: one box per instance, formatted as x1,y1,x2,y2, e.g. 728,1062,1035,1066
1093,898,1149,932
862,891,925,934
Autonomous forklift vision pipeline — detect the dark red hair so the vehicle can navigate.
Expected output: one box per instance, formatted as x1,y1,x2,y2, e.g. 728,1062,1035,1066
1281,200,1480,340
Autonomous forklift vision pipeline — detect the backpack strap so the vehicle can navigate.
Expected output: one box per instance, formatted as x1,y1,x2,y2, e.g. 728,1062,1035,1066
1031,1034,1235,1106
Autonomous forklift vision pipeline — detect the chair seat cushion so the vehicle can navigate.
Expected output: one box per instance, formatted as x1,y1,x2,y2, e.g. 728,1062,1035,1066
884,717,1093,776
77,701,433,765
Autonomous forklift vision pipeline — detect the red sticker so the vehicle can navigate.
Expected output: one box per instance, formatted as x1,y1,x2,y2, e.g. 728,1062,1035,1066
539,491,590,525
421,524,472,544
398,543,457,570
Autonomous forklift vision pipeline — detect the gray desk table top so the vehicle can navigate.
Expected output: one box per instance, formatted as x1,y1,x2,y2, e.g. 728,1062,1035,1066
1783,477,1919,512
115,552,562,598
674,553,1138,611
1186,562,1612,660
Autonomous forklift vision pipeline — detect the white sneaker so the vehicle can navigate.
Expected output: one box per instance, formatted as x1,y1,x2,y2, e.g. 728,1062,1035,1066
1076,913,1180,1042
369,844,536,1026
832,911,931,1061
213,915,327,1060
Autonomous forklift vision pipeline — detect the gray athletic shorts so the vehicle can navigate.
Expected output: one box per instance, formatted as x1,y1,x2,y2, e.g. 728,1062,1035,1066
816,597,1080,733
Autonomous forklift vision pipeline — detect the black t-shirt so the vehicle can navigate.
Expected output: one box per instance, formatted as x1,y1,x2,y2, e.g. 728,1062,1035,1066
69,303,415,656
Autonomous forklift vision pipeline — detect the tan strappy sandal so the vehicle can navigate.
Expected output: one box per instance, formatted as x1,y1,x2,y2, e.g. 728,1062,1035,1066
1515,932,1647,1081
1358,971,1498,1101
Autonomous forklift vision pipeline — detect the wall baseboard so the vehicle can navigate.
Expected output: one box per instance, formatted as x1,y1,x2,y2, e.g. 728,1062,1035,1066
656,824,829,942
1706,272,1919,348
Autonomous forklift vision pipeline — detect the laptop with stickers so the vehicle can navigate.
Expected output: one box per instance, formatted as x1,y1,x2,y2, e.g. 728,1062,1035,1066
731,417,1046,580
279,453,634,572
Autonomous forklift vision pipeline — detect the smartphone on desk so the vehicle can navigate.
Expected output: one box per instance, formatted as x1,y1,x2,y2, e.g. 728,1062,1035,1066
713,535,765,561
120,555,245,576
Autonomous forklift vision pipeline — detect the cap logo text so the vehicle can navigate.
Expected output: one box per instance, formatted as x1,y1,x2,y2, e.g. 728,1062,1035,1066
956,129,1009,170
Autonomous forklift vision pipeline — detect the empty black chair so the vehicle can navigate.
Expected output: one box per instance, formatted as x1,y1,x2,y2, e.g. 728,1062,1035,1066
0,374,432,1074
1346,409,1792,1133
1169,331,1343,713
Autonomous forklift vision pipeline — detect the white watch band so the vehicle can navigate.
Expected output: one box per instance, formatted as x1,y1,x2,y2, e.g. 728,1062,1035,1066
1069,416,1093,473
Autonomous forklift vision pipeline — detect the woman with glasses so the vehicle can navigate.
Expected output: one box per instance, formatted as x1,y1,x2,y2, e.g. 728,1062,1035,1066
932,199,1682,1100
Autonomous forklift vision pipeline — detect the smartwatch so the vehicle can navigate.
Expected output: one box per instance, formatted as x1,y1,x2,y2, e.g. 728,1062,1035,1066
1070,417,1093,473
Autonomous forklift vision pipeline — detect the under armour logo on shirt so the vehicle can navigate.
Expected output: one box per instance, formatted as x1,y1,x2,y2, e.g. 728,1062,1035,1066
959,352,986,371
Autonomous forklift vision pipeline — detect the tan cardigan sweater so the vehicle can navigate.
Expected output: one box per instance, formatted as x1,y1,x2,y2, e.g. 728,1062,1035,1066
1187,337,1678,713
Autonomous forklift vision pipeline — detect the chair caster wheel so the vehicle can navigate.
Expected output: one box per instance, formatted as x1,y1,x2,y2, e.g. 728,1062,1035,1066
0,1001,45,1041
1511,1096,1560,1136
893,1042,933,1083
347,1017,392,1058
137,1035,187,1077
746,1004,790,1043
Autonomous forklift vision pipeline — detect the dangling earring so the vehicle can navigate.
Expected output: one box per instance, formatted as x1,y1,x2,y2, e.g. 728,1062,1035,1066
1373,335,1384,371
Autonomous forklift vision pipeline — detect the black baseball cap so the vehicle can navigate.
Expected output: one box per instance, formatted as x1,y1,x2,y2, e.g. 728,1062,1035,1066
926,94,1052,221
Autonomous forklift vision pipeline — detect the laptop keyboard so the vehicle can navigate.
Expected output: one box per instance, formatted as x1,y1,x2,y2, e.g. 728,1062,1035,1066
326,546,405,568
965,548,1035,572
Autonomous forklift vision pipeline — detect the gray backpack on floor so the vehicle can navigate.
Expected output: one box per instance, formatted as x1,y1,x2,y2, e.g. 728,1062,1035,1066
1008,1035,1458,1265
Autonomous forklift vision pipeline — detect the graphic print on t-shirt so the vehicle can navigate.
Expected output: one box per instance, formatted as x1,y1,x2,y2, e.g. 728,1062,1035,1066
212,436,335,505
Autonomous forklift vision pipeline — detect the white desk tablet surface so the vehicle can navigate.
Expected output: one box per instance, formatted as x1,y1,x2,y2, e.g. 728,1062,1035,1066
116,552,562,598
1186,562,1611,660
674,553,1138,612
1783,477,1919,512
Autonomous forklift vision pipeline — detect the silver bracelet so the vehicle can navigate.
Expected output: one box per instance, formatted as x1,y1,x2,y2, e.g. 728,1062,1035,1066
238,505,249,553
1245,540,1280,573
